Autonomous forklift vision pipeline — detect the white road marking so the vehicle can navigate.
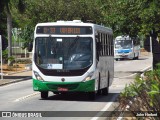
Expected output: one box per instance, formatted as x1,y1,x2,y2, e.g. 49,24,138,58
14,92,40,102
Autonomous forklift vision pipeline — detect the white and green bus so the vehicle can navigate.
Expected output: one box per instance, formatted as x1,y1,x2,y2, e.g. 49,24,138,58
32,20,114,100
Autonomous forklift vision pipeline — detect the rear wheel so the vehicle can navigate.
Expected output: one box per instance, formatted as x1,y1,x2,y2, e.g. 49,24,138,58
102,71,109,95
97,73,101,95
41,91,48,99
102,87,109,95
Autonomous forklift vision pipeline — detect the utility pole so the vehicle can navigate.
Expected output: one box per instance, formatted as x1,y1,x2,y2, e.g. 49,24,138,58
0,35,3,80
150,36,153,71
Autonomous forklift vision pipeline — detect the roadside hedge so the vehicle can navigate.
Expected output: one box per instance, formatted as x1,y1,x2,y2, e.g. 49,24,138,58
118,64,160,119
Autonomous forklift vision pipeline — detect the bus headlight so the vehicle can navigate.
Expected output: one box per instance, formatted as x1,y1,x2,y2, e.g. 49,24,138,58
33,71,44,81
83,71,94,82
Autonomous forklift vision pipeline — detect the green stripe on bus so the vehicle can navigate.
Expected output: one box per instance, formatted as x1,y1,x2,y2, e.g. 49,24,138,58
33,79,95,92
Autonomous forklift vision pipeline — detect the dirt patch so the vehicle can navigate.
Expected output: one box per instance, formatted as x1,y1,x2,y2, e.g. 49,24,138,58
1,64,26,74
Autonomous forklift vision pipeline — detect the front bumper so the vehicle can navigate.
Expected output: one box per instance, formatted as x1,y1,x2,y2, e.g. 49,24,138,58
114,53,133,59
33,79,95,92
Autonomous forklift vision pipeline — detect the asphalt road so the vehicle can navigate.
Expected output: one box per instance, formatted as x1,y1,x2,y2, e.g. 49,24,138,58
0,53,151,120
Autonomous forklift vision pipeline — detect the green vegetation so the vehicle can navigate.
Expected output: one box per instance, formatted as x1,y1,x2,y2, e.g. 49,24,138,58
118,64,160,119
1,0,160,51
0,0,26,65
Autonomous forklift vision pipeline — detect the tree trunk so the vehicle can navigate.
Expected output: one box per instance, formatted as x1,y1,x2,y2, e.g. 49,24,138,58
6,3,12,66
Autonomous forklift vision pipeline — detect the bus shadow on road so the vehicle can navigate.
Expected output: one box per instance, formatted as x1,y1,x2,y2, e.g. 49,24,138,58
136,58,148,60
40,93,119,102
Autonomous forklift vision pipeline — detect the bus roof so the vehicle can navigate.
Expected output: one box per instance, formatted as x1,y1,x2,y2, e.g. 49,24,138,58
35,20,113,33
115,35,131,40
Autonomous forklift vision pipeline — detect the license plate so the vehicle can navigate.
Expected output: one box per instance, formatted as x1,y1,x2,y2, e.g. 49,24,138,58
58,87,68,91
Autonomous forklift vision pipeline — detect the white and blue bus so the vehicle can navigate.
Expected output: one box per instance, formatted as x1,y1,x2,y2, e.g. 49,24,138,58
114,35,140,61
32,20,114,100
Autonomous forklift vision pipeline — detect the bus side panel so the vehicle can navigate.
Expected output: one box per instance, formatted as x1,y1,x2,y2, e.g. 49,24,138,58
97,56,114,89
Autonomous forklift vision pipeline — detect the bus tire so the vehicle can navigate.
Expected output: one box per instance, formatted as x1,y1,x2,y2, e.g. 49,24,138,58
53,92,59,95
102,71,109,95
97,73,101,95
88,92,96,100
41,91,48,99
115,58,120,61
135,53,139,60
102,87,109,95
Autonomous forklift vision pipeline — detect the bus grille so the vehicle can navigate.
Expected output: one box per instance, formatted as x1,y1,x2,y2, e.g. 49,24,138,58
46,84,79,91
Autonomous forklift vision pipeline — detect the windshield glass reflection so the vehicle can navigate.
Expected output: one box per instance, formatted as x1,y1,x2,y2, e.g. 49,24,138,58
115,40,132,49
35,37,93,70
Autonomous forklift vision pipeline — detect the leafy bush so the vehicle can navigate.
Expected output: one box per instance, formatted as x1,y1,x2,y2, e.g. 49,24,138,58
16,59,32,64
118,64,160,119
2,50,8,63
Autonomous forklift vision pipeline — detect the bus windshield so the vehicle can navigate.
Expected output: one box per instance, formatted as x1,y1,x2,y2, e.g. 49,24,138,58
35,37,93,70
115,40,132,49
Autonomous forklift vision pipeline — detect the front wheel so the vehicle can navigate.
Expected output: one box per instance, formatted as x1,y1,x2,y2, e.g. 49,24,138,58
115,58,118,61
88,92,96,100
53,92,60,95
41,91,48,99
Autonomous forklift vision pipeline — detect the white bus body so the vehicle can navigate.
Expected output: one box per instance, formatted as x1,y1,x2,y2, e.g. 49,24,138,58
32,20,114,100
114,35,140,60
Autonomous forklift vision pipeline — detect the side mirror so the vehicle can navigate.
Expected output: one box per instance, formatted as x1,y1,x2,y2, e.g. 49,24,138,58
28,42,33,52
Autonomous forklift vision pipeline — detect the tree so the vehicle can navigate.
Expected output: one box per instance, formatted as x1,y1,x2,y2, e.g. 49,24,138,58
6,0,160,51
12,0,104,50
0,0,25,65
0,1,7,36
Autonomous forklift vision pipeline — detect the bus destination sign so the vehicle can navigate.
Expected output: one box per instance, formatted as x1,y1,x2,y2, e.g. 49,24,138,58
36,26,92,35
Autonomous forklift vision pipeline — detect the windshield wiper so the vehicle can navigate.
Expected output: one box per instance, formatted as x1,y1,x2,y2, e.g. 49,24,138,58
49,35,57,57
67,35,79,55
71,35,79,46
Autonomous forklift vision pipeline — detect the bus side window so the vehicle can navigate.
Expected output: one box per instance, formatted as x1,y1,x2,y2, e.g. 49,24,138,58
96,33,101,61
96,39,100,61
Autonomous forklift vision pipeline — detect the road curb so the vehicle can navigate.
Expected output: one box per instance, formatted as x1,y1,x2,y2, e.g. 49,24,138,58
5,70,31,75
0,76,32,86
